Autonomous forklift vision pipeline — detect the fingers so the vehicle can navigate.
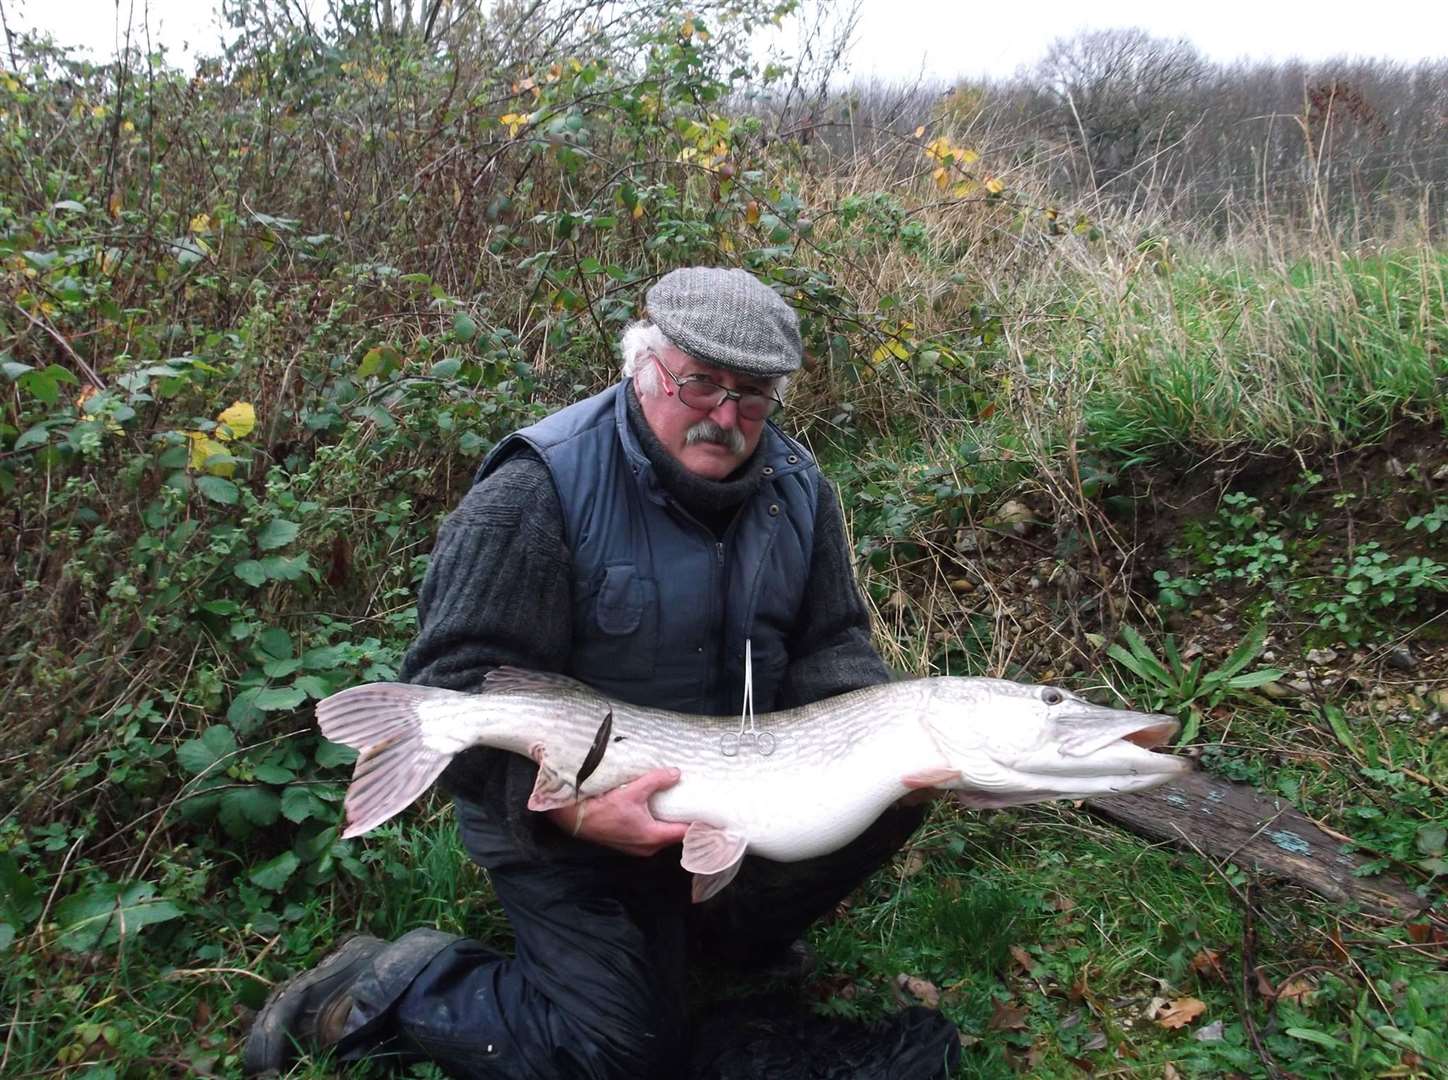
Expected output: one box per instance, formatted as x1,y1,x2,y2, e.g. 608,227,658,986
629,766,682,798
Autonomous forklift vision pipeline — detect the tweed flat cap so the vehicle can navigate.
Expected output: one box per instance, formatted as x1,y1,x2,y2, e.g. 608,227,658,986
645,267,802,378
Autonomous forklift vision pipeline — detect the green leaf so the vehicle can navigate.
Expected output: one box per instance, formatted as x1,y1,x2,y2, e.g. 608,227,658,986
282,786,329,824
226,687,266,731
253,763,296,785
52,199,87,213
17,369,58,404
14,423,51,451
431,357,462,379
234,560,268,587
0,854,41,927
196,476,240,505
1227,669,1284,690
293,675,332,699
218,786,281,836
302,645,349,671
54,882,183,951
452,312,478,342
260,555,309,581
256,518,301,551
175,725,238,775
1416,824,1447,857
316,740,358,768
1216,622,1269,681
254,686,306,712
1322,704,1362,760
249,852,300,891
258,627,293,660
2,359,35,381
1285,1027,1345,1050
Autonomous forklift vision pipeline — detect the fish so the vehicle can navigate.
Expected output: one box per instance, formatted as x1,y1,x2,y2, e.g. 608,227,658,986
317,667,1189,902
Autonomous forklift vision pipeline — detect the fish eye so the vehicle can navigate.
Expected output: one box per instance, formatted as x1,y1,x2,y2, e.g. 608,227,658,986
1041,688,1063,706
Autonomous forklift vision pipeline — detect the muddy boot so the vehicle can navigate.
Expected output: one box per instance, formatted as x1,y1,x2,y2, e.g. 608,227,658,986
242,935,386,1076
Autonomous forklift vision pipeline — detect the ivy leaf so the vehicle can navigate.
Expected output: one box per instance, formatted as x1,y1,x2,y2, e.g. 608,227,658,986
175,725,238,776
249,851,300,891
256,518,301,551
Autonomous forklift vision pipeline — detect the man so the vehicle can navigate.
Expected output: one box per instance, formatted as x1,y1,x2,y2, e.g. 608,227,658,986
244,267,959,1078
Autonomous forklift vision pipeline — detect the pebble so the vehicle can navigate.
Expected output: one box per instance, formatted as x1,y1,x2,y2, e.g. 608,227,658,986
1306,648,1337,665
1428,689,1448,711
1385,645,1416,671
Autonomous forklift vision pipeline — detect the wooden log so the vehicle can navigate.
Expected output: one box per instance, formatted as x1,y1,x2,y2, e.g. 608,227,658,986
1086,770,1428,916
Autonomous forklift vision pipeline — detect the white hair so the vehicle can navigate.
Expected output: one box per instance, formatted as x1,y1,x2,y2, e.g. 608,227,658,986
617,319,789,399
619,320,672,396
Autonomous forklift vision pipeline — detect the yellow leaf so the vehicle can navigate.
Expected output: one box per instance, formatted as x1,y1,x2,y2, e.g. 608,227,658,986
932,166,949,191
3,74,20,93
632,201,645,220
745,200,760,225
90,104,107,119
215,401,256,440
681,17,695,38
718,233,734,253
985,176,1004,194
913,125,925,138
121,119,135,133
1155,997,1207,1029
189,212,211,234
188,432,234,476
958,147,980,165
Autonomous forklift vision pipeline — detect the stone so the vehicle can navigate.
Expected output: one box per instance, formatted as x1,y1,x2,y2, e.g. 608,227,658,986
1306,648,1337,665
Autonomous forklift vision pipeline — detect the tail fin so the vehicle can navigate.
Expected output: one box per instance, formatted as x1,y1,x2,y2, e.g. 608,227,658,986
316,684,456,839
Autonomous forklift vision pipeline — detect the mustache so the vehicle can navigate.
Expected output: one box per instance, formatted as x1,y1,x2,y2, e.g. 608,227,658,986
684,419,746,454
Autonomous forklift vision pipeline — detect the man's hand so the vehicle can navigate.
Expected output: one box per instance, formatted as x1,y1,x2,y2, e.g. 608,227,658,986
545,767,690,857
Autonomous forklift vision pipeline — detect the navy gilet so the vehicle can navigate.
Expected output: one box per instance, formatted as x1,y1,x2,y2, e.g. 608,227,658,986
477,382,819,716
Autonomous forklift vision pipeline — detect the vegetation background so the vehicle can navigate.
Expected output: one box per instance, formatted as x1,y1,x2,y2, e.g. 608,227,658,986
1,1,1444,1075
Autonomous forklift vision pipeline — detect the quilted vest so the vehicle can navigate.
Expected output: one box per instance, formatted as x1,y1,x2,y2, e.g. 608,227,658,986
477,382,819,715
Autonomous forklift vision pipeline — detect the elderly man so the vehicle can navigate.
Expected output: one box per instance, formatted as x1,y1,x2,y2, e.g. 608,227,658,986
244,268,958,1078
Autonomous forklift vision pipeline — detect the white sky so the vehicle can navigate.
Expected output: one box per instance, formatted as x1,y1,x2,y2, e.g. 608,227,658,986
4,0,1446,80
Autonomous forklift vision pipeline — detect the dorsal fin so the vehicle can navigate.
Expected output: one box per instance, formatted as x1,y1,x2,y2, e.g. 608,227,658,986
483,666,596,696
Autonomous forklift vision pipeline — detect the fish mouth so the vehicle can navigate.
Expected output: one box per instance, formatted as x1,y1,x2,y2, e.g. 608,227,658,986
1122,718,1179,750
1057,707,1180,758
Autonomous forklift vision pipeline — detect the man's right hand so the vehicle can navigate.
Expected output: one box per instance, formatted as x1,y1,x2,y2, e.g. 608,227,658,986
545,767,690,857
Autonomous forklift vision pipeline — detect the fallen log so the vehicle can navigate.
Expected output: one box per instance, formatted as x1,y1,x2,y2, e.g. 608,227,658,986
1086,770,1429,916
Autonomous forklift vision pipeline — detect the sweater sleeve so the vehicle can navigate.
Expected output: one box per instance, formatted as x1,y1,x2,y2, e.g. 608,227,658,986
399,449,574,856
777,479,892,708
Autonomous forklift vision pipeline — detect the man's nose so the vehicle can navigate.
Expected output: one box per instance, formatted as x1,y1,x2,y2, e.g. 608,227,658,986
708,395,739,427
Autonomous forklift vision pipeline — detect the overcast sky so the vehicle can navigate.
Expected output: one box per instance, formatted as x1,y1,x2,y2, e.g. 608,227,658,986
4,0,1445,81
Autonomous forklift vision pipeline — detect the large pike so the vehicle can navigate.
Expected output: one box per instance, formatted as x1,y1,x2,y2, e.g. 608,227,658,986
319,668,1189,901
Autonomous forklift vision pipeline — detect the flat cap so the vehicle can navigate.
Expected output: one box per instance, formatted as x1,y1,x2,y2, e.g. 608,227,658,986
645,267,802,378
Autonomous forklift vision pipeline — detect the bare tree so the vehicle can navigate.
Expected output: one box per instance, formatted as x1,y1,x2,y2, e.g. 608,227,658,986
1034,28,1210,195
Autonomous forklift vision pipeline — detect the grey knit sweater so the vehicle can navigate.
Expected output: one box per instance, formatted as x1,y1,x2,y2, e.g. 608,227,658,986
399,383,890,856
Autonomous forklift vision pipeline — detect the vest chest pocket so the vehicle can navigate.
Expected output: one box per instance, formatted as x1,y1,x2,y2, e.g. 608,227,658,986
573,563,659,680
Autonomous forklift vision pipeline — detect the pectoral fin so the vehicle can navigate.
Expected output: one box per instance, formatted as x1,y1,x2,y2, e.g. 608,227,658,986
901,768,961,790
681,822,748,903
527,760,575,812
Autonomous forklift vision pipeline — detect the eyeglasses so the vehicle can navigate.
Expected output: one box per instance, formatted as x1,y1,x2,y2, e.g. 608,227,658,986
651,354,783,422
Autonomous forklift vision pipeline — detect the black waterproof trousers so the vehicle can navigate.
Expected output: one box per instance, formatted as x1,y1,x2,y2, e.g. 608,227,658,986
333,794,931,1079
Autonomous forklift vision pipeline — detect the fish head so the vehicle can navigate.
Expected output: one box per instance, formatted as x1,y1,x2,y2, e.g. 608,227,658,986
922,677,1188,805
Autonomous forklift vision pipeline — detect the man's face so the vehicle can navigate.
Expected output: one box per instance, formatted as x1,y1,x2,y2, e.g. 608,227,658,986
636,344,775,481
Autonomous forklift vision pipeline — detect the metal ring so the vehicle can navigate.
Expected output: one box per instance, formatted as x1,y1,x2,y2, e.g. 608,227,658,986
720,732,740,757
756,731,776,757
